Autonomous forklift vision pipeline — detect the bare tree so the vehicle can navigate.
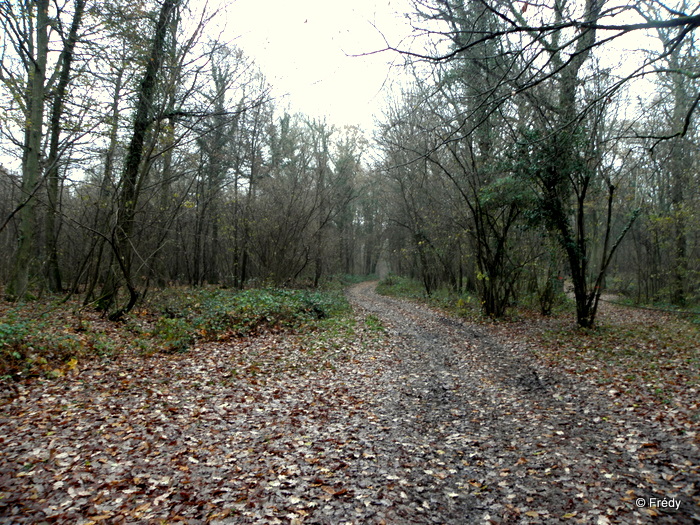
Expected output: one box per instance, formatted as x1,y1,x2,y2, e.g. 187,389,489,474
44,0,87,293
96,0,180,317
2,0,50,300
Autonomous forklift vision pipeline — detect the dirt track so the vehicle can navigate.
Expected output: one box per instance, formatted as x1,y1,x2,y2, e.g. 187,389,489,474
1,282,697,524
346,281,699,524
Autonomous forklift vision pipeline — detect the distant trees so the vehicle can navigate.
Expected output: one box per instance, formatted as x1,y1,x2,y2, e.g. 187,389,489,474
635,0,700,307
245,116,361,286
377,0,700,326
0,0,375,316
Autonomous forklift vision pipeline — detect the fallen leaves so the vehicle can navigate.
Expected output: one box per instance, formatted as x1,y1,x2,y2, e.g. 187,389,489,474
1,282,698,523
0,309,403,523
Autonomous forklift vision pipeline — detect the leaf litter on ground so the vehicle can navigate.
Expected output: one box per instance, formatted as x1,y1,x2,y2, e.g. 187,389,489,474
0,282,698,523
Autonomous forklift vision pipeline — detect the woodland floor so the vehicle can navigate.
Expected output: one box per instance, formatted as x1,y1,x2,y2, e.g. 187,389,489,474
1,281,699,524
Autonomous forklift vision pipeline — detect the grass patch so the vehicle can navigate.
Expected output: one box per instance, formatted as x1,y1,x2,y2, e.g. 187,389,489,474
364,314,384,332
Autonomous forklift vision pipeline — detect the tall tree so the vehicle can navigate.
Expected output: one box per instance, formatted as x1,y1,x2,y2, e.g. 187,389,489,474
44,0,87,293
2,0,50,301
307,119,333,287
190,44,246,285
97,0,179,317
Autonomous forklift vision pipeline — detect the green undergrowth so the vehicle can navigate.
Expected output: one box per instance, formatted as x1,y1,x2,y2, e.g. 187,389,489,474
376,274,426,300
0,287,354,381
377,274,572,321
333,273,379,287
376,274,486,321
153,287,350,339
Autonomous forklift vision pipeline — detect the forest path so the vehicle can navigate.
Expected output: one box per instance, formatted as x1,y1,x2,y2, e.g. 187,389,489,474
1,283,697,524
345,281,698,524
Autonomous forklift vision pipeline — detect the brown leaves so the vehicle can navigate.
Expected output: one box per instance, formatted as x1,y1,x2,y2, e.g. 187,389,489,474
320,485,349,497
0,309,402,523
2,283,699,523
347,282,700,523
498,301,700,437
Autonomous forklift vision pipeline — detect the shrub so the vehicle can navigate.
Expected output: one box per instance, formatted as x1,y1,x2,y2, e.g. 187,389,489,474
0,287,353,378
152,317,196,353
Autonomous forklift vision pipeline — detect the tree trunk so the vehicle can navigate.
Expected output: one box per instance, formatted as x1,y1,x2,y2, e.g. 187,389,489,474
6,0,50,301
44,0,86,293
550,0,603,328
669,61,690,306
97,0,178,318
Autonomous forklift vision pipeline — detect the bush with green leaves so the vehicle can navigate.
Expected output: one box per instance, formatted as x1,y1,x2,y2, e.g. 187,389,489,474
0,319,31,355
377,275,486,320
0,311,83,378
140,287,352,346
152,317,196,353
0,287,354,378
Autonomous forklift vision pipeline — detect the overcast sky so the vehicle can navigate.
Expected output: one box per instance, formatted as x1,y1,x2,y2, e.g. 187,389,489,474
215,0,414,132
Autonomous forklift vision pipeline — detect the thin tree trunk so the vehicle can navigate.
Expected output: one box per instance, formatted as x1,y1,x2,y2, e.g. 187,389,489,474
44,0,86,293
550,0,602,327
670,73,689,306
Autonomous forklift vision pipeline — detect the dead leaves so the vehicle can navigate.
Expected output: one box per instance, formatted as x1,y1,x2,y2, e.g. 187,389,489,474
0,313,402,523
1,284,699,523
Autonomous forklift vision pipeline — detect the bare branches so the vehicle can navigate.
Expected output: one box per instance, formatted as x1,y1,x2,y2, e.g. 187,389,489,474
372,0,700,326
636,90,700,144
375,10,700,63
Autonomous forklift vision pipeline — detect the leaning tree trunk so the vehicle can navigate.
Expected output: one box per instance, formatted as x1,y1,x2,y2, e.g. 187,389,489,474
97,0,178,318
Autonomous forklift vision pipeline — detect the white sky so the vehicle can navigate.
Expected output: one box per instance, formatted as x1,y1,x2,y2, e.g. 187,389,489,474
210,0,664,136
213,0,414,132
